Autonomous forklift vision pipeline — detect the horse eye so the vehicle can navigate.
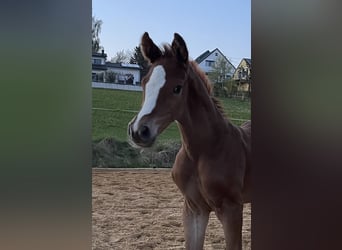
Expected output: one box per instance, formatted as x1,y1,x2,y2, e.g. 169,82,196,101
173,85,182,94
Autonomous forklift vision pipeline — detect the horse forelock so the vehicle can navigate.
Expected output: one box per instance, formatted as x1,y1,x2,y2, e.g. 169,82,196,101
161,44,174,58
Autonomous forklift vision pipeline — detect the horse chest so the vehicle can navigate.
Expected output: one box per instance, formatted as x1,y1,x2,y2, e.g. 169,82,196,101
172,163,226,209
171,164,198,195
172,159,245,210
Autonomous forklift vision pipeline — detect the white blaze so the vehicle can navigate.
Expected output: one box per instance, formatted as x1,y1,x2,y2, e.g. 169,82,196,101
133,65,166,131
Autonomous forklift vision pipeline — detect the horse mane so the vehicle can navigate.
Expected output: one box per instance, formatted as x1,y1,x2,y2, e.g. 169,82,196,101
189,61,226,116
159,45,226,117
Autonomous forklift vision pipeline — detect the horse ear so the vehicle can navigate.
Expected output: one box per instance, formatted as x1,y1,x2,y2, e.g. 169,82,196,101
171,33,188,65
140,32,162,64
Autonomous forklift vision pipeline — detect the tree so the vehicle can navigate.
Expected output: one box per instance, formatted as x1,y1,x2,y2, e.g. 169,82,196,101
226,79,238,98
208,56,234,87
111,49,132,63
129,46,149,78
92,16,103,53
207,56,235,97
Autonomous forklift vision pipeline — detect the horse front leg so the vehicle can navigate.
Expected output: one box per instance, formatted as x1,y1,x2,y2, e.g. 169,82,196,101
215,201,243,250
183,200,210,250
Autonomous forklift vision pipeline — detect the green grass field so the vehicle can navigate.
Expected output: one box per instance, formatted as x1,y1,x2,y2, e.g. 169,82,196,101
92,88,250,142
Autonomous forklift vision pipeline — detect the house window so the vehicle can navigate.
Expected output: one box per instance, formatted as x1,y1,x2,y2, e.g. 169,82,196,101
205,60,215,67
93,59,102,65
215,52,218,56
92,72,103,82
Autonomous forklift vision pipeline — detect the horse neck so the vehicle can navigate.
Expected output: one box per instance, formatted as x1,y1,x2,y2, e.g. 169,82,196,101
177,64,230,157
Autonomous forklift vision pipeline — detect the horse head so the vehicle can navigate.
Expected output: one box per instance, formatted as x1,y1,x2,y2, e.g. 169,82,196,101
128,32,190,147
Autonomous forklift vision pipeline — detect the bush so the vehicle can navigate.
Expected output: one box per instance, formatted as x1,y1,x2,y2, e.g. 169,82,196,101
139,140,180,168
97,72,104,82
213,83,224,97
105,71,117,83
92,137,181,168
92,137,143,168
223,80,238,98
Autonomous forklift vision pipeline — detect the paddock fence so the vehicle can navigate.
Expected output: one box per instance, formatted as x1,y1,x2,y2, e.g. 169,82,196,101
92,107,249,123
92,82,142,91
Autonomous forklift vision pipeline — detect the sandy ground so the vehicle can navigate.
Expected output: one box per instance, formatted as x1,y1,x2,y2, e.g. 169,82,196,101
92,168,251,250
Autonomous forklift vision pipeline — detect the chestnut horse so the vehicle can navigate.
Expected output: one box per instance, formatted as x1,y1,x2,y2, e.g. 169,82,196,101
128,32,251,250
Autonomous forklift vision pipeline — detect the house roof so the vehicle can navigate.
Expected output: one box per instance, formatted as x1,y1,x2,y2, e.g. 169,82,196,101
195,48,236,70
121,63,141,69
92,64,107,70
106,62,142,70
92,50,107,58
195,50,210,64
233,58,252,81
235,58,252,70
106,62,121,67
243,58,251,66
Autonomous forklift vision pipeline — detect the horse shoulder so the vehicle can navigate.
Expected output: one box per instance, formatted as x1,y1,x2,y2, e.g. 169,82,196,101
171,146,196,194
195,128,249,205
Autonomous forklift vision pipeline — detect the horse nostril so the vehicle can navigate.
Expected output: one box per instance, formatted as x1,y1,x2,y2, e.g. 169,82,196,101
138,125,150,141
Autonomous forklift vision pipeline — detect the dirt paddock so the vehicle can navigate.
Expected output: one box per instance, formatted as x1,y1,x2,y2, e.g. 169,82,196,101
92,168,251,250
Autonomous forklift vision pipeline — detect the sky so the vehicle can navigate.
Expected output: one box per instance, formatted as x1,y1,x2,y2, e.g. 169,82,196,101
92,0,250,68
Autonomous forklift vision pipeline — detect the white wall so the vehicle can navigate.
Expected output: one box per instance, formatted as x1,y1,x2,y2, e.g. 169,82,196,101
107,67,141,84
197,49,235,77
92,69,105,74
92,82,142,91
199,49,219,72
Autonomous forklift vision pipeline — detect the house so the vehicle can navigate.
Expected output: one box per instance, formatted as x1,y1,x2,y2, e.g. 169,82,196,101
106,62,141,85
232,58,251,92
92,50,107,82
92,50,141,85
195,48,235,79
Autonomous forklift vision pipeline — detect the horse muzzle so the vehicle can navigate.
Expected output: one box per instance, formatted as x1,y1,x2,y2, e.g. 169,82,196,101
128,121,156,148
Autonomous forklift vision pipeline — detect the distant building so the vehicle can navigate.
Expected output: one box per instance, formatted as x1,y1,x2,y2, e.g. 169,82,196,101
106,62,141,85
92,50,107,82
195,48,235,79
233,58,251,92
92,50,141,85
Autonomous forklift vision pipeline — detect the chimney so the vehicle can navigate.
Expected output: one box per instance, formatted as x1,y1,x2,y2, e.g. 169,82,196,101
101,49,104,56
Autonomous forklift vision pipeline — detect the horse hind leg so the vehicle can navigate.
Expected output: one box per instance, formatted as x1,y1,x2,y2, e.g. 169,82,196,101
215,201,243,250
183,200,210,250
